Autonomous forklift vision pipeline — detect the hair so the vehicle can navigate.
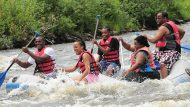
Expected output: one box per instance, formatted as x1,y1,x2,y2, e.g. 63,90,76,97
35,36,45,44
36,36,44,40
135,35,150,47
158,11,168,19
102,26,111,32
75,40,87,51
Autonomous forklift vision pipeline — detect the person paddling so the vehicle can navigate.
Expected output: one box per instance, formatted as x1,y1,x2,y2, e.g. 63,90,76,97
13,36,57,79
143,11,185,79
120,36,160,83
92,27,120,77
60,40,100,84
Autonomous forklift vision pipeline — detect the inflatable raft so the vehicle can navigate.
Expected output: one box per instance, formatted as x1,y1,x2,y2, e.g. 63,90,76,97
5,59,190,93
166,59,190,84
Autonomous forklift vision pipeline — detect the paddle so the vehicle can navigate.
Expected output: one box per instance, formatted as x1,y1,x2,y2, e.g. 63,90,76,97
120,41,124,70
116,41,125,79
0,32,42,87
0,32,40,86
181,45,190,52
91,15,100,53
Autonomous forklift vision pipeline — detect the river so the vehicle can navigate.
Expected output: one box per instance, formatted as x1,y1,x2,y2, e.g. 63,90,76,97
0,22,190,107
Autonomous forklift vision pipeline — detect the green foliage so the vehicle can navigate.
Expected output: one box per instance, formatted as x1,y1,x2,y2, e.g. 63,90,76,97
0,36,13,49
98,0,126,31
173,0,190,20
125,17,140,31
0,0,40,48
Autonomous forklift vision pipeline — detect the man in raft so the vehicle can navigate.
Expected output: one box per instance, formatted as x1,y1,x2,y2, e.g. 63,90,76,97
92,27,120,77
143,11,185,78
13,36,57,79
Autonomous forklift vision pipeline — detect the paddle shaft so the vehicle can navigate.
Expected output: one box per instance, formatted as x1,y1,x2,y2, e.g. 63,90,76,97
119,41,124,69
91,16,100,53
5,36,36,72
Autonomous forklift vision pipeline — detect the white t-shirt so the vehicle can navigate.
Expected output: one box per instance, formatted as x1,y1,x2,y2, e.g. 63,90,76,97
28,47,56,65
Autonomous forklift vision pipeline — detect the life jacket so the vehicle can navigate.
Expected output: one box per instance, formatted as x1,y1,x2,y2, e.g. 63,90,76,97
99,36,119,62
34,47,55,74
156,21,181,50
76,51,100,75
130,47,156,72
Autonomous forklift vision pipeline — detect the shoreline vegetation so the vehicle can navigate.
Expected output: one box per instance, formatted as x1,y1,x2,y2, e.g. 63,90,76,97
0,0,190,50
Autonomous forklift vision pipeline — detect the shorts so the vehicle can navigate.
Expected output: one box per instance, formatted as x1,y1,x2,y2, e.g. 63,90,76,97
99,60,120,73
154,50,181,70
85,74,99,83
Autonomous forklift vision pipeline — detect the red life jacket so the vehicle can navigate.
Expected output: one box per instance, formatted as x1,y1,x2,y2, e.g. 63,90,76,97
99,36,119,62
156,21,180,49
34,47,55,74
76,51,99,75
130,47,156,72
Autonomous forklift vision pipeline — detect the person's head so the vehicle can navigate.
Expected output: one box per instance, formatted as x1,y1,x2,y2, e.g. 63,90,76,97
155,11,168,26
134,35,150,49
34,36,45,51
73,40,87,55
100,27,111,39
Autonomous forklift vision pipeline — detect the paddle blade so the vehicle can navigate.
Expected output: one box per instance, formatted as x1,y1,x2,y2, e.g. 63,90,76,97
96,15,101,19
34,31,41,37
181,45,190,52
0,71,7,87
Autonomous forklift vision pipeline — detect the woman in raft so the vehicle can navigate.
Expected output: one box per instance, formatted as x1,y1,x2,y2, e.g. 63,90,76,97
60,40,100,84
120,35,160,83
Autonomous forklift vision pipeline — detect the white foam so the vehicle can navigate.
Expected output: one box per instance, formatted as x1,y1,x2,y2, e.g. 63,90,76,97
136,100,190,107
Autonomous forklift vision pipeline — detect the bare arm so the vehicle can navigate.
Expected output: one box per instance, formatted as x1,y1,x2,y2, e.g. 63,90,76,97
27,50,50,62
78,53,91,81
63,65,78,73
120,39,135,52
123,52,145,76
22,47,51,62
92,39,111,54
144,26,167,43
14,58,32,68
96,43,111,54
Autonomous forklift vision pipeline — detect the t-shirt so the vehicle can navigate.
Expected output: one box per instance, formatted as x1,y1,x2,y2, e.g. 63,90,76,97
28,47,56,65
